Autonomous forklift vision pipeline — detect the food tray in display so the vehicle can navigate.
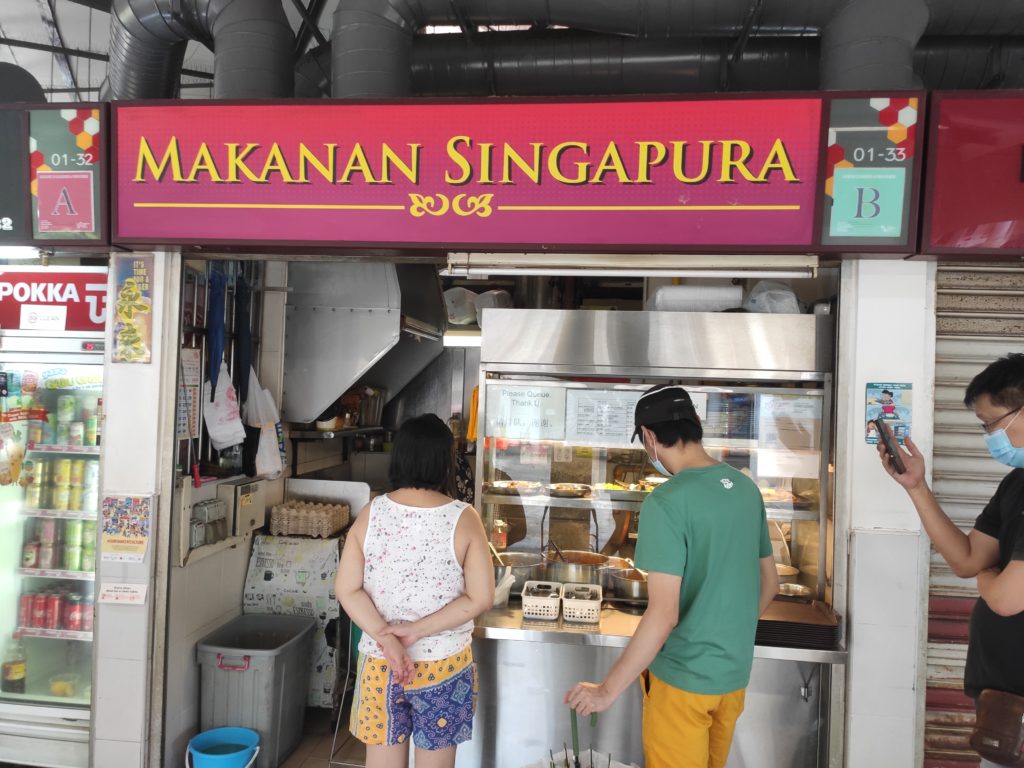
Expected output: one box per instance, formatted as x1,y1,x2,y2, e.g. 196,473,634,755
521,580,563,621
486,480,543,496
592,486,649,502
561,582,603,623
545,483,592,498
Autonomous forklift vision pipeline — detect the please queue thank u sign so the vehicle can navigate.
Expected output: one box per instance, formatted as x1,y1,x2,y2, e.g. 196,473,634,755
112,98,823,250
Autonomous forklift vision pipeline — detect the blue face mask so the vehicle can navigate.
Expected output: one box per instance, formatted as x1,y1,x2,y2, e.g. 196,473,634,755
984,409,1024,468
645,435,673,477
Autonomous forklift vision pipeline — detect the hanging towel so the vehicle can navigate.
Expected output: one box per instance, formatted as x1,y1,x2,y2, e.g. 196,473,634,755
466,386,479,441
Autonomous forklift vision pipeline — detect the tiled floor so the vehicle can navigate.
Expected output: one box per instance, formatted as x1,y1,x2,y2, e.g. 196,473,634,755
282,706,366,768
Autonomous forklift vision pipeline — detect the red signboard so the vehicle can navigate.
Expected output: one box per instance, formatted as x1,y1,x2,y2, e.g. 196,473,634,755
0,267,107,332
113,98,824,251
924,93,1024,254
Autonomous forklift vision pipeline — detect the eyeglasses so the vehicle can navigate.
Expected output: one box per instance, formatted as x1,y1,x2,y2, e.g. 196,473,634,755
980,406,1023,434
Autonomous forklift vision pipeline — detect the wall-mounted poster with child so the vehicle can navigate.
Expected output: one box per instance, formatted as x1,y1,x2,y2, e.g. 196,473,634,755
865,382,912,445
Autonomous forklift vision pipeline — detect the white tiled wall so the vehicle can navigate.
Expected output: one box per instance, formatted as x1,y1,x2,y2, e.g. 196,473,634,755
836,259,935,767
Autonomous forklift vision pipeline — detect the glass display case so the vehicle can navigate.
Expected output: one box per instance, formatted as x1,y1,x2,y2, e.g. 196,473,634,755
478,379,829,597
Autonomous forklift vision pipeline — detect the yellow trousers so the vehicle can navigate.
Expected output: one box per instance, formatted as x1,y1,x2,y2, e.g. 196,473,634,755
642,671,746,768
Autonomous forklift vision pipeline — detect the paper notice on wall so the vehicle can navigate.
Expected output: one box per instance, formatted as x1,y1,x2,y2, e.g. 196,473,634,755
243,534,342,708
565,389,708,448
485,384,566,441
176,347,202,440
98,583,148,604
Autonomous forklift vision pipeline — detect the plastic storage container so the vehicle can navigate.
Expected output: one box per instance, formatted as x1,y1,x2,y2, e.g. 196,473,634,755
197,615,316,768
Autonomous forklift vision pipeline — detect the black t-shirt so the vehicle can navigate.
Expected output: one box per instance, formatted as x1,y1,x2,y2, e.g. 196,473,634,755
966,468,1024,698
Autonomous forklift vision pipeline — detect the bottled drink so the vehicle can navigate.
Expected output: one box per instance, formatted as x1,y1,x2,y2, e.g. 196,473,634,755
1,634,27,694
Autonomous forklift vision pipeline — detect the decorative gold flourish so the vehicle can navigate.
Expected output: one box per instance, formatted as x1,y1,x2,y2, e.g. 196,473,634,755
408,193,451,217
452,194,494,218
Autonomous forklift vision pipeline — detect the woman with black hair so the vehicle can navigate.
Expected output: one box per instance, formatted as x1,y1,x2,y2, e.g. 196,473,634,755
336,414,494,768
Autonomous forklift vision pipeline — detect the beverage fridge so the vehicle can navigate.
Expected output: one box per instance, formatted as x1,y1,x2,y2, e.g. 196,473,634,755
0,266,107,768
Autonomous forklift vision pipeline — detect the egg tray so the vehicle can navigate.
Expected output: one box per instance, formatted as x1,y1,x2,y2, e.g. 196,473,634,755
269,500,350,538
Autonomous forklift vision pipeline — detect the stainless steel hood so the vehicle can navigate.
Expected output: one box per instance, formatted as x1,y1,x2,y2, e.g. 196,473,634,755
282,262,445,423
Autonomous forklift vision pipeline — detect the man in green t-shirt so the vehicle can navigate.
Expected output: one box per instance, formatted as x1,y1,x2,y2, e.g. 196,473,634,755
566,384,778,768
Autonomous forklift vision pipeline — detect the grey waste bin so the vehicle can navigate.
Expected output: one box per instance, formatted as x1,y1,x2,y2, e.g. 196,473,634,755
197,614,315,768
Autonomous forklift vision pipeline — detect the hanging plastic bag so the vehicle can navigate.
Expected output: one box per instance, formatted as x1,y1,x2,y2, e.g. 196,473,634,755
202,362,246,450
242,367,284,479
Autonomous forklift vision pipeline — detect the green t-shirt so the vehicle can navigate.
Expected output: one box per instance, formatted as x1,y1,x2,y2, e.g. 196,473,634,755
634,462,772,695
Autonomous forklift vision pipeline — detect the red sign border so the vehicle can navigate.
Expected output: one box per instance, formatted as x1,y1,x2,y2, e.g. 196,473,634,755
921,90,1024,257
109,92,922,257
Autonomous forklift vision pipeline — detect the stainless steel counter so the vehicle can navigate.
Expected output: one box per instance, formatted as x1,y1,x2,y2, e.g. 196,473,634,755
455,605,844,768
474,605,848,664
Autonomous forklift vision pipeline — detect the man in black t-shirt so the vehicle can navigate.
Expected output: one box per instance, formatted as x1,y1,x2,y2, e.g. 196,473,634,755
878,353,1024,768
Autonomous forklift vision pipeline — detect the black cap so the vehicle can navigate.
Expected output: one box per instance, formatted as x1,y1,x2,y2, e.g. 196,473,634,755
631,385,700,442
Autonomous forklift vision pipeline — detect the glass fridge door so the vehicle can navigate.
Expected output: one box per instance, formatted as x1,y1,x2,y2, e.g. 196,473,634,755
0,362,100,707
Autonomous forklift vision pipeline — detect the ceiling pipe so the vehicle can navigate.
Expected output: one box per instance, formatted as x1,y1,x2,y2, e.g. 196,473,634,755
821,0,929,88
297,31,1024,99
105,0,294,99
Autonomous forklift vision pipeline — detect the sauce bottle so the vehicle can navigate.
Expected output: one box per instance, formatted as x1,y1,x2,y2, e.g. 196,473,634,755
1,634,27,694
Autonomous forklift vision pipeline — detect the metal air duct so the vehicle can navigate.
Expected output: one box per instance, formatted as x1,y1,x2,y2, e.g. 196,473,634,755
105,0,294,99
821,0,929,88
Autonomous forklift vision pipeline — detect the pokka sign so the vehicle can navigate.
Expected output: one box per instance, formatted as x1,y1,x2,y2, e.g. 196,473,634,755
113,98,823,249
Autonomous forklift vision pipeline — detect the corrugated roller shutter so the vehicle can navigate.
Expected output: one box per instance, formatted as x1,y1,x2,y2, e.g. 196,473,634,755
927,265,1024,768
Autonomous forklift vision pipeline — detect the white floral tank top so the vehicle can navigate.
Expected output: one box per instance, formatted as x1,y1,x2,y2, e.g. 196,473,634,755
357,494,474,661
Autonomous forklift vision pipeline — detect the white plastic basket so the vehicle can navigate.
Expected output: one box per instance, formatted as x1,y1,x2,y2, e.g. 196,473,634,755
562,583,602,623
521,580,563,621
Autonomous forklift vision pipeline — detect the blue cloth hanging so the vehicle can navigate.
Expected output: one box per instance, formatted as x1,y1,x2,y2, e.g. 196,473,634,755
206,266,226,402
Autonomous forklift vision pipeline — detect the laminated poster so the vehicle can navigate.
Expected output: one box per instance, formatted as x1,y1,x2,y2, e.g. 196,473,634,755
111,254,154,364
101,495,152,562
865,382,912,445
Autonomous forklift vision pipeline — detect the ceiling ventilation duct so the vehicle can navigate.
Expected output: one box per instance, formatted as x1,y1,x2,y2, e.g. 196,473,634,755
0,63,46,103
105,0,294,99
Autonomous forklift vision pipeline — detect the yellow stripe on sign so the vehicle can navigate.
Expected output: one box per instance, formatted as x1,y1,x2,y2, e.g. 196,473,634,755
496,204,802,212
132,202,406,210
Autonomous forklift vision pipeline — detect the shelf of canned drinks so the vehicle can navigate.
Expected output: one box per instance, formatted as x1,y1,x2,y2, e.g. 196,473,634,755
16,626,93,642
20,508,97,520
25,444,101,455
18,568,95,581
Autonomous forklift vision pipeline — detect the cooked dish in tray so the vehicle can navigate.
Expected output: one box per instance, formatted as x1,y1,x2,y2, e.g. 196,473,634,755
545,482,591,498
486,480,543,495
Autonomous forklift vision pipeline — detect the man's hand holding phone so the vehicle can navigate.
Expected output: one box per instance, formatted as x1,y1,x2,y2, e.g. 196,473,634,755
874,419,925,489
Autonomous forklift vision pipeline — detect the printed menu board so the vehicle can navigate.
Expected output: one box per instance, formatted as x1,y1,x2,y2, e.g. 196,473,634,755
566,389,708,448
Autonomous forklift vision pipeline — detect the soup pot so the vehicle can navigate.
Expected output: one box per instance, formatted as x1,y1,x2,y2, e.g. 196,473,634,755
494,552,544,594
543,549,608,586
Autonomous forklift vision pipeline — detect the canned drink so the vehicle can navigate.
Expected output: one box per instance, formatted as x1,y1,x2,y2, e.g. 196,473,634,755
28,458,49,486
80,547,96,572
53,459,71,487
81,489,99,512
69,460,86,487
64,519,83,547
68,422,84,446
38,543,56,569
22,541,39,568
51,486,70,511
64,594,83,631
81,597,94,632
42,420,56,445
83,461,100,488
80,396,98,420
24,483,42,509
18,593,33,628
31,593,48,627
56,423,70,445
84,417,97,447
56,395,77,423
38,518,58,545
45,593,63,629
63,546,82,571
28,422,43,445
68,487,83,511
81,520,97,544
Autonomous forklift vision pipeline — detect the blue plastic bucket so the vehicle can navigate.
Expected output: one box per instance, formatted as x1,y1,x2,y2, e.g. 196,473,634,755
186,727,260,768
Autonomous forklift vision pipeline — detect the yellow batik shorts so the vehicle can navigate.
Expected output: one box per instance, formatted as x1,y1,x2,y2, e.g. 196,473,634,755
641,670,746,768
350,646,477,750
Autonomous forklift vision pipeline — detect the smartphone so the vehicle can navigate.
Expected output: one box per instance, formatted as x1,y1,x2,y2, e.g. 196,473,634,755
873,418,906,474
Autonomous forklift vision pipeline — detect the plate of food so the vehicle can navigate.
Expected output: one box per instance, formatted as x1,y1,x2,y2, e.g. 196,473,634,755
486,480,543,496
546,482,592,498
593,482,650,501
